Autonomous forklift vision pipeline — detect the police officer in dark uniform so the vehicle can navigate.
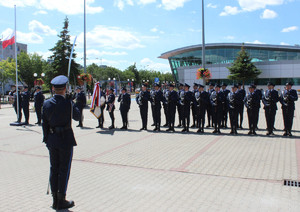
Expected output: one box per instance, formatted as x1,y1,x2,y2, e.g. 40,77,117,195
74,86,86,127
280,82,298,136
262,82,279,135
211,84,225,134
13,88,22,122
237,83,246,129
150,84,156,127
254,84,262,129
181,83,194,132
150,83,163,131
221,83,230,128
42,75,80,210
34,86,45,125
162,84,169,127
244,84,260,135
191,83,199,128
196,84,209,133
228,84,242,135
96,86,106,129
177,83,184,127
118,87,131,130
21,86,31,125
137,84,150,130
106,88,115,129
166,83,178,132
206,82,215,127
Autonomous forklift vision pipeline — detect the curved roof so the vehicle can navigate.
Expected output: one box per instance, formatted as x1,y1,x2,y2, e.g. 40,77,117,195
158,43,300,59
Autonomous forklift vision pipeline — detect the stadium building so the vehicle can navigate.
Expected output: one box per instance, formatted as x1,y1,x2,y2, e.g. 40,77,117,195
159,43,300,90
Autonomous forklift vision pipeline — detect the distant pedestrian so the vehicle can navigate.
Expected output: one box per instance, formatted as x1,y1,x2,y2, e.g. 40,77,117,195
34,86,44,125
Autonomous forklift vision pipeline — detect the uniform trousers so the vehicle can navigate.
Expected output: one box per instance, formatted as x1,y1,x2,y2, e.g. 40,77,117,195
168,103,176,128
197,108,206,130
153,105,161,128
282,107,294,132
120,109,129,126
182,105,190,129
247,108,258,132
140,105,148,128
265,107,276,133
23,105,29,123
229,109,238,132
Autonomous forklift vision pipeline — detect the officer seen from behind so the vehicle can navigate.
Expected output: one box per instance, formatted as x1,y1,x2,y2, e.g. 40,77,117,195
34,86,45,125
166,83,178,132
21,86,31,125
118,87,131,130
228,84,241,135
137,84,150,130
74,86,86,128
244,84,260,135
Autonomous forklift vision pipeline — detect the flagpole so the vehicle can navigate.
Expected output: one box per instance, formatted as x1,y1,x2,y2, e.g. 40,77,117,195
202,0,206,87
83,0,87,96
14,5,20,122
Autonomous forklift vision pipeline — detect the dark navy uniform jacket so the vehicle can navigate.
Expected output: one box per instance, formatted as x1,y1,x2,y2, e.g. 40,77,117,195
21,91,30,108
150,90,163,108
262,89,279,110
227,92,242,110
106,93,115,111
13,91,22,108
196,91,209,110
118,93,131,111
210,91,226,109
42,95,80,149
244,92,260,110
136,90,150,107
183,91,195,107
34,91,45,108
168,90,179,105
75,91,86,109
280,89,298,110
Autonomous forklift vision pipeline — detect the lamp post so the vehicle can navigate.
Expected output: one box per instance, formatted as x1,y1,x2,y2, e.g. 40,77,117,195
132,79,134,92
113,77,116,94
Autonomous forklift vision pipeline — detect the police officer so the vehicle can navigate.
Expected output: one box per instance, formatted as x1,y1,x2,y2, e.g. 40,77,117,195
228,84,242,135
196,84,209,133
166,83,178,132
13,88,22,122
191,83,199,128
42,75,80,210
244,84,260,135
150,83,163,131
34,86,45,125
211,84,225,134
177,83,184,127
280,82,298,136
21,86,31,125
181,83,195,132
96,85,106,129
237,83,246,129
137,84,150,130
206,82,215,128
74,86,86,127
262,82,279,135
162,83,170,127
221,83,230,128
106,88,115,129
254,84,262,129
118,87,131,130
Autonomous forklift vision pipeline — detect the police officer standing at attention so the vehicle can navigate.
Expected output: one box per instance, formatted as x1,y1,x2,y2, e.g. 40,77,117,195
196,84,209,133
13,88,22,123
211,84,225,134
228,84,242,135
106,88,115,130
137,84,150,130
162,83,169,127
118,87,131,130
96,85,106,129
221,83,230,128
280,82,298,136
21,86,30,125
254,83,262,129
191,83,199,128
237,83,246,129
74,86,86,128
166,83,178,132
150,83,163,131
42,75,80,210
177,83,184,127
34,86,45,125
244,84,260,135
206,82,215,128
262,82,279,135
181,83,194,132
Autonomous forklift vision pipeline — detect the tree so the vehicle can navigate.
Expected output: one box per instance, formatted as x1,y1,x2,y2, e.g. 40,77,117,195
48,17,80,85
125,64,140,84
227,45,262,87
0,59,16,94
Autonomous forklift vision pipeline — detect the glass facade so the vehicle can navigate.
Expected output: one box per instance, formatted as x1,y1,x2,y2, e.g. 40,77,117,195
209,78,300,86
168,46,300,82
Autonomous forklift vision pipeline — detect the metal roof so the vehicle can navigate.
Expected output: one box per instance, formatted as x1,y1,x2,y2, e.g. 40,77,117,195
158,43,300,59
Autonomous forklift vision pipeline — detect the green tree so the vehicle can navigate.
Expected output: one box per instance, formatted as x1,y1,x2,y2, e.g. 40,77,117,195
125,64,140,84
0,59,16,94
227,45,262,87
48,17,80,85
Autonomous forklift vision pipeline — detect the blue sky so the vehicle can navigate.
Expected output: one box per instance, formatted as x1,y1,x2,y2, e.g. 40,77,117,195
0,0,299,72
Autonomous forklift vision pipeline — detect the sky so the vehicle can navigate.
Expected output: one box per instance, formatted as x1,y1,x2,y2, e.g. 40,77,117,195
0,0,300,73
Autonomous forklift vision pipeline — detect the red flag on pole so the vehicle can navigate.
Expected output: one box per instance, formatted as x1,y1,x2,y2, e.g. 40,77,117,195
2,31,15,49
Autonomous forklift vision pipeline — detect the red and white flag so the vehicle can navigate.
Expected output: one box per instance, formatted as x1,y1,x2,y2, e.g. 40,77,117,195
2,31,15,49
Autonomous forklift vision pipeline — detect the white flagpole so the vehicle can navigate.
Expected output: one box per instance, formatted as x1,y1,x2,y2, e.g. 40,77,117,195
202,0,206,87
14,5,20,122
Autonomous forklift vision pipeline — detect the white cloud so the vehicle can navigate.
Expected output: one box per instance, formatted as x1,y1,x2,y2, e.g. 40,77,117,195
188,28,201,32
114,0,134,10
28,20,57,36
1,27,43,44
207,3,217,8
77,25,145,50
220,6,242,16
151,27,158,32
224,36,235,40
260,9,278,19
0,0,103,15
140,58,170,71
238,0,284,12
33,10,48,15
245,40,265,44
33,51,52,60
161,0,189,10
280,42,290,45
281,26,298,33
86,49,128,57
138,0,156,5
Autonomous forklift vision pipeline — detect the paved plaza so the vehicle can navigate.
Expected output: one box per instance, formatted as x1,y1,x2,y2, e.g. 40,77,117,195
0,100,300,211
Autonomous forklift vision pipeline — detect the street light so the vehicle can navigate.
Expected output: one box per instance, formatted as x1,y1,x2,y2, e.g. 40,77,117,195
113,78,117,94
41,73,45,77
33,73,37,77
